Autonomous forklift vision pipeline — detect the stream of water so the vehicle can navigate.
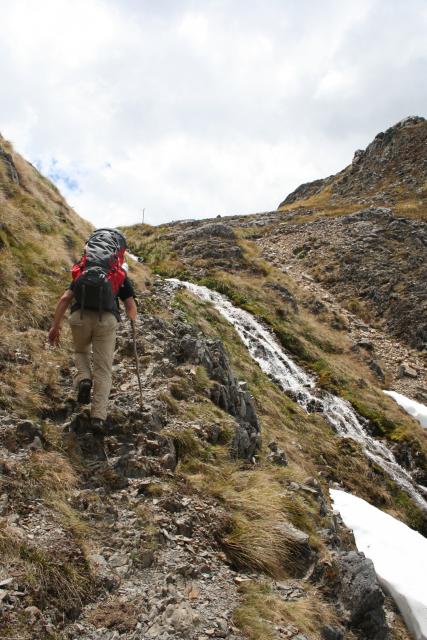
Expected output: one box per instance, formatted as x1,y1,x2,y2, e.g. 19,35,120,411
169,279,427,512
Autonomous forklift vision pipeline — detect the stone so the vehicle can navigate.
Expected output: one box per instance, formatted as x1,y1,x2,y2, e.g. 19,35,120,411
267,443,288,466
321,625,344,640
161,452,177,470
108,553,128,568
369,360,385,382
89,553,107,567
163,602,199,632
207,424,221,444
24,606,42,622
146,622,162,638
16,420,41,445
28,435,43,450
275,522,309,545
230,423,260,460
336,551,388,639
398,363,418,379
0,578,13,588
357,340,374,351
175,517,193,538
140,549,155,568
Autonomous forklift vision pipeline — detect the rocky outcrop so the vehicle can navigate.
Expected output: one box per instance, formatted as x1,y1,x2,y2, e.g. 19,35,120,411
175,327,261,460
169,223,244,270
279,116,427,210
279,177,331,206
336,551,388,640
0,146,19,185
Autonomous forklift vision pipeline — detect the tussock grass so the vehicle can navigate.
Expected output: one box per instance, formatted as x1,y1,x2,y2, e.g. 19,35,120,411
223,513,290,575
0,518,91,617
183,463,315,576
20,544,91,611
234,579,337,640
22,451,93,543
23,450,77,494
158,390,180,414
164,426,204,460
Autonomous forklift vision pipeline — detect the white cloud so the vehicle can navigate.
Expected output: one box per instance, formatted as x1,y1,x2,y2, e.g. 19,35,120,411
0,0,426,226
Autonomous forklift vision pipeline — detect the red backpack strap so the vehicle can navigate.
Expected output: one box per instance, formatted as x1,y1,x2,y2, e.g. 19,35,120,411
71,255,87,281
108,267,126,295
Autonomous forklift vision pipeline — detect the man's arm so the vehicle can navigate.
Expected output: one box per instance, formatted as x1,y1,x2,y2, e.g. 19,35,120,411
48,289,74,346
124,296,137,322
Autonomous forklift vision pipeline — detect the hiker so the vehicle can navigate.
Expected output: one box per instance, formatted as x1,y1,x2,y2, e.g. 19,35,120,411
48,229,137,431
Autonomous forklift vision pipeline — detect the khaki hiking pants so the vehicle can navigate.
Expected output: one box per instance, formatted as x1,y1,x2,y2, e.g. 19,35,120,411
69,310,118,420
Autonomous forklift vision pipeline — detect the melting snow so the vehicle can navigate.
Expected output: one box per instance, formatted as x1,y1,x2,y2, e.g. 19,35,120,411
384,391,427,429
331,489,427,640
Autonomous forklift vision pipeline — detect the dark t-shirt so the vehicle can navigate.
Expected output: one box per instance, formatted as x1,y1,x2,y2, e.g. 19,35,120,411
69,276,135,321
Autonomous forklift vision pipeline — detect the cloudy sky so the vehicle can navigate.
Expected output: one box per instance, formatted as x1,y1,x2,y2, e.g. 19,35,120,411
1,0,426,227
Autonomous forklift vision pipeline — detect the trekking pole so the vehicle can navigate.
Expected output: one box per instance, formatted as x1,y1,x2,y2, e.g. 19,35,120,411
131,320,144,410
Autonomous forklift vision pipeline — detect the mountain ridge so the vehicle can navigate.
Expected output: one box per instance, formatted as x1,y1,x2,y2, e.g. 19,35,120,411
278,116,427,220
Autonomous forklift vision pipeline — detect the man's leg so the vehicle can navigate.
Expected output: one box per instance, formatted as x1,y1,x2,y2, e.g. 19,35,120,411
68,310,93,388
91,313,117,421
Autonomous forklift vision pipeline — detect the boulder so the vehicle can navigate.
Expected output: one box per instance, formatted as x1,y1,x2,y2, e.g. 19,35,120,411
336,551,388,639
398,363,418,379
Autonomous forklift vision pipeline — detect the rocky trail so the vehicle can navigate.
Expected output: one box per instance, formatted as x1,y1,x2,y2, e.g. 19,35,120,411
1,280,254,639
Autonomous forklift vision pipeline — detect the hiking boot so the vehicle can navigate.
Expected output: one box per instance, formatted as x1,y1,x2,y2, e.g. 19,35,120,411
90,418,105,436
77,379,92,405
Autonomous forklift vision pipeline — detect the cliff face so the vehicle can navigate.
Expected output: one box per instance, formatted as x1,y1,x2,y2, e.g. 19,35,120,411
1,130,426,640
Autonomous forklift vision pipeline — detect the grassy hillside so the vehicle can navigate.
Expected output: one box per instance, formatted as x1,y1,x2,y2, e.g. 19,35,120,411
0,136,151,416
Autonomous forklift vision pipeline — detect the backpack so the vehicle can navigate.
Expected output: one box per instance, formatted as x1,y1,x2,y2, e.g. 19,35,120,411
71,228,127,319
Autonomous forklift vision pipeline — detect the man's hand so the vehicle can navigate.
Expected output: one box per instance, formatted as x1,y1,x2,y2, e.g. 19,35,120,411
124,297,138,321
48,289,74,347
48,326,61,346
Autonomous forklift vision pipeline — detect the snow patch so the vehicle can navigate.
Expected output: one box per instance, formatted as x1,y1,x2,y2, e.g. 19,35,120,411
330,489,427,640
384,391,427,428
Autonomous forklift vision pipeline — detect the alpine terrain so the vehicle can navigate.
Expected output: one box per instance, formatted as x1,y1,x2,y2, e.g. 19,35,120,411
0,117,426,640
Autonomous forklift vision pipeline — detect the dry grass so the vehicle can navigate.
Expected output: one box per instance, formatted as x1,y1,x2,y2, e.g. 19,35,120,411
234,579,337,640
0,517,91,618
23,450,78,494
183,463,316,576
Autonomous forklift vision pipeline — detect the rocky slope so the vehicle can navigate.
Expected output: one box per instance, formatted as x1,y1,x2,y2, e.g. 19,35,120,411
257,207,427,378
1,128,426,640
278,116,427,218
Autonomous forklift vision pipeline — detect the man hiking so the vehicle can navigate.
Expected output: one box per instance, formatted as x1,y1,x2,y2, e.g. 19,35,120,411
48,228,137,432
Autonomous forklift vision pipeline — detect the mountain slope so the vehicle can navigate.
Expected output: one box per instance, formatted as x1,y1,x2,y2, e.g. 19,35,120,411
1,132,426,640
